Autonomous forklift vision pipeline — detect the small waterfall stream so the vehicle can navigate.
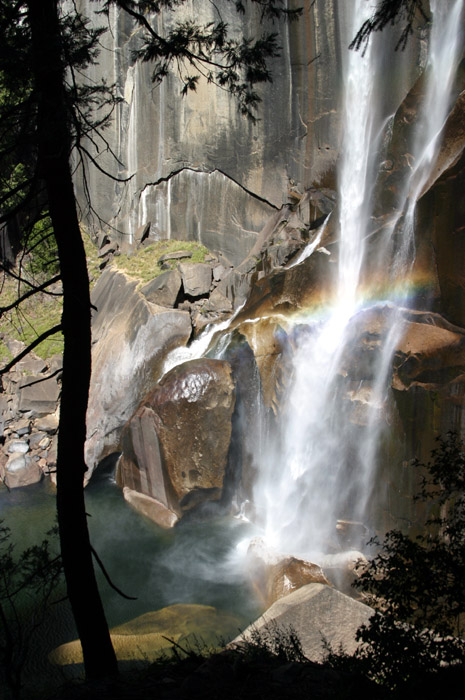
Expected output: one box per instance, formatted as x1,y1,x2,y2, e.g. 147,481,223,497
246,0,464,561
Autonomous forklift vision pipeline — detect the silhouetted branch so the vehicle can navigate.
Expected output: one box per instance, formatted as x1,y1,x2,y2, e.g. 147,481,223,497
90,546,137,600
0,275,61,317
0,324,62,376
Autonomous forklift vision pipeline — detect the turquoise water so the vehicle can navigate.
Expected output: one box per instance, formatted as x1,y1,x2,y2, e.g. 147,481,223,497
0,475,261,632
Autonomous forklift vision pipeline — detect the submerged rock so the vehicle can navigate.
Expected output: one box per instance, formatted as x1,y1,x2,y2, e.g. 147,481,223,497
122,487,179,529
50,603,241,665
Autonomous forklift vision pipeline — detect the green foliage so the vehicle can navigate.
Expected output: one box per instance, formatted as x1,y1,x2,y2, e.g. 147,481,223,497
0,521,63,699
327,433,465,689
355,433,465,636
114,239,210,283
238,621,307,664
350,0,429,51
101,0,302,122
0,272,63,361
20,215,58,277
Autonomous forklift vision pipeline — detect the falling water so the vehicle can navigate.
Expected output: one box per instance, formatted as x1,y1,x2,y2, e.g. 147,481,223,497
249,0,464,561
394,0,465,273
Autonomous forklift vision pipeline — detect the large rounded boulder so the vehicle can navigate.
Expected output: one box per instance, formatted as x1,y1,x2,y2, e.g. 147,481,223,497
118,358,236,527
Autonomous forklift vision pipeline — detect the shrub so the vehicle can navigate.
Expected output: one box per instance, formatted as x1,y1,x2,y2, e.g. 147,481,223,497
327,433,465,689
0,521,63,699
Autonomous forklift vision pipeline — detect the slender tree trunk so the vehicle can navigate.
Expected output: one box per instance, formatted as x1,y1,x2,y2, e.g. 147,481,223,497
27,0,118,679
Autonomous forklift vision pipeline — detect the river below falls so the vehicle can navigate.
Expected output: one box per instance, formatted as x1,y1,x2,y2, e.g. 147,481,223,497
0,474,263,682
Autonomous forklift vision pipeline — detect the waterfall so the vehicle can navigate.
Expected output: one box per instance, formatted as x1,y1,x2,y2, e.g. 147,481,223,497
248,0,464,561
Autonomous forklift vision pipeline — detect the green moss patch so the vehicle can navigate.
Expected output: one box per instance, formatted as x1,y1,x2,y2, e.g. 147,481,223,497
114,240,211,284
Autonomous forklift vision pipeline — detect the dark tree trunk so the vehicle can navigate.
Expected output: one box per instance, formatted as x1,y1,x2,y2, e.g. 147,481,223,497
27,0,118,680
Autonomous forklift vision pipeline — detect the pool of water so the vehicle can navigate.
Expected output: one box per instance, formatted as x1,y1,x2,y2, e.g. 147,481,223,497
0,475,262,632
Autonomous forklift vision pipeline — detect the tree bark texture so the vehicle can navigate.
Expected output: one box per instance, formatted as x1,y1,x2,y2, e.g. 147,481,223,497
27,0,118,679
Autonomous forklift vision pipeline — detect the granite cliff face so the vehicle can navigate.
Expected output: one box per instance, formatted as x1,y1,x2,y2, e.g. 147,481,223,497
74,0,424,259
78,1,465,541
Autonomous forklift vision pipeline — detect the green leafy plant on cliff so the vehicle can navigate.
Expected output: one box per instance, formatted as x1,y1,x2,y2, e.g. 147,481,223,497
326,433,465,689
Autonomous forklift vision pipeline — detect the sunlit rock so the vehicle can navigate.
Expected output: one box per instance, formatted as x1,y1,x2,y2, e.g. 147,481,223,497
246,537,330,608
236,318,289,415
50,603,241,665
140,269,182,306
235,583,373,662
178,262,212,297
85,268,192,476
1,454,42,489
18,374,60,415
122,486,179,529
393,311,465,390
238,247,334,321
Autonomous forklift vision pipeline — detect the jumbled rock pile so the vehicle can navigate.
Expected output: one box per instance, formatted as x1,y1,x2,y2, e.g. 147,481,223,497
0,344,61,489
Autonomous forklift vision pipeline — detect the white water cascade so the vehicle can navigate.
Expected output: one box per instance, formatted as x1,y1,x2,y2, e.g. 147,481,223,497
247,0,464,561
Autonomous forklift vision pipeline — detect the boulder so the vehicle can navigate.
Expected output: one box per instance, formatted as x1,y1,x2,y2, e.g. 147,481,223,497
85,268,192,474
118,358,235,521
18,375,60,414
247,537,330,608
122,486,179,529
98,241,117,258
213,263,226,282
118,405,179,517
29,431,48,448
159,250,193,263
2,454,42,488
178,262,212,297
134,222,151,245
237,245,334,321
15,355,47,374
236,318,289,414
34,414,59,434
6,439,29,454
140,269,182,307
338,306,465,391
50,603,241,665
392,310,465,390
150,358,235,500
236,583,373,662
15,418,31,436
204,288,233,313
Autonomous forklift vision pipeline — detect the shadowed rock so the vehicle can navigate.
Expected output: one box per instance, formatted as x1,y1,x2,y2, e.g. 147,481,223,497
118,358,235,526
140,269,182,307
